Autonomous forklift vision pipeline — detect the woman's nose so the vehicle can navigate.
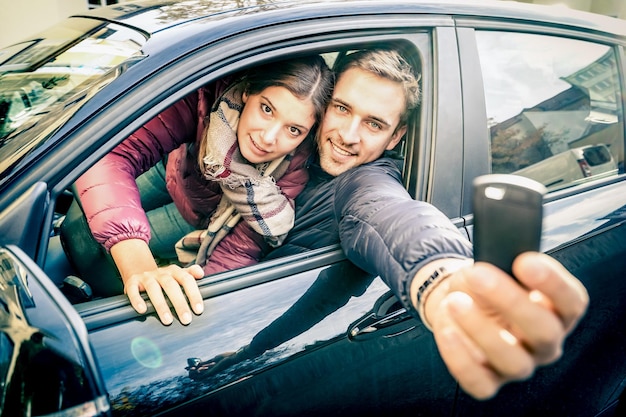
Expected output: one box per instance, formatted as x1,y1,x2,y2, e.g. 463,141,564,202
260,122,280,145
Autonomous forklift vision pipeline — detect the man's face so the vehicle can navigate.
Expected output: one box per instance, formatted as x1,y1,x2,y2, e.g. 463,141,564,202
317,67,407,176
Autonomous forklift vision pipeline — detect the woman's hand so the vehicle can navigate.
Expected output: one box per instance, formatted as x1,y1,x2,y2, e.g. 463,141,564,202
413,252,588,399
111,239,205,325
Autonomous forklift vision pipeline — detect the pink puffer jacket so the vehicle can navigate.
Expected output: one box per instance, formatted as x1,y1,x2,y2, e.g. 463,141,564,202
75,81,311,274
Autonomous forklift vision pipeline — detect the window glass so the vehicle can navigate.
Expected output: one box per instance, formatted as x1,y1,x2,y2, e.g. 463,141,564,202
477,31,624,191
0,20,145,179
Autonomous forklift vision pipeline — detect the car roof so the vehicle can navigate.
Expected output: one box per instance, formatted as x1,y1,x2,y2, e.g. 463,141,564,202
71,0,625,41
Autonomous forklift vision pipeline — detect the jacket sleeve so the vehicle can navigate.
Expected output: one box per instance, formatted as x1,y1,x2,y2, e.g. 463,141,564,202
334,158,473,315
76,92,199,251
203,145,311,274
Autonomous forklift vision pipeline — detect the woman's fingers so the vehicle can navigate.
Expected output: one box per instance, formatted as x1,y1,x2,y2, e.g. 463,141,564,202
124,265,205,325
183,265,206,315
146,278,176,324
124,277,148,315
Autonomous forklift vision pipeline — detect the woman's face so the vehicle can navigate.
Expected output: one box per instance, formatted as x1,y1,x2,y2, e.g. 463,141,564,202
238,85,316,164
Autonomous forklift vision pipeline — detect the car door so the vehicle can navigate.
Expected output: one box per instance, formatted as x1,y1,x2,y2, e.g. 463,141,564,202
453,19,626,416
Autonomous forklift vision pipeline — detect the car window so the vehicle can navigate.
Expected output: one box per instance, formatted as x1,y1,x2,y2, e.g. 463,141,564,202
54,42,423,297
0,19,146,180
476,31,624,192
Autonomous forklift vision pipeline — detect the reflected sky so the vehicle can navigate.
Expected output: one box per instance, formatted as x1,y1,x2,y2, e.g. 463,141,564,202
477,32,609,123
542,182,626,251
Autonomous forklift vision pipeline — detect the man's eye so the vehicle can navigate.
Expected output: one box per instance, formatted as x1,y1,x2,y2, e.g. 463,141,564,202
368,121,382,130
335,104,347,113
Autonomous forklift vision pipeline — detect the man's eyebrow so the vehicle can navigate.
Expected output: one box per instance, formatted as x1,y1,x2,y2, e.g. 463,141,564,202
263,95,310,131
332,97,392,129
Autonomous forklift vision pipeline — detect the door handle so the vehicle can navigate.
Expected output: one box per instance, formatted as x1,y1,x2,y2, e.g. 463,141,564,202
349,307,415,339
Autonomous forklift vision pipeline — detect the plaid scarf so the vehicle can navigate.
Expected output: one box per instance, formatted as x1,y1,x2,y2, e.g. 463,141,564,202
175,82,294,266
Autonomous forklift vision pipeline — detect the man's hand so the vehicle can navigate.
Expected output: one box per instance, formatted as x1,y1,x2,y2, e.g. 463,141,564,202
414,252,589,399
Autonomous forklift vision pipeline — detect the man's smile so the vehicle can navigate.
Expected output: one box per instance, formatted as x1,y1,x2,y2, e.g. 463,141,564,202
329,138,355,157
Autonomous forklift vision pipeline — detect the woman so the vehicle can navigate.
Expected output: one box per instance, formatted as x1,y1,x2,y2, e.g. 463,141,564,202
63,55,333,324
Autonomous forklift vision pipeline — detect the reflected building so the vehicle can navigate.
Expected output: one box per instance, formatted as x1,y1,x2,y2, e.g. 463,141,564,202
489,48,623,174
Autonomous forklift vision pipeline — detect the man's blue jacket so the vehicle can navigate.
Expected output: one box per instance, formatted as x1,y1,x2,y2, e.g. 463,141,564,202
266,156,473,316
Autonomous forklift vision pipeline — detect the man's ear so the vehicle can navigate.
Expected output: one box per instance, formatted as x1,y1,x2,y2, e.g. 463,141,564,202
386,124,407,150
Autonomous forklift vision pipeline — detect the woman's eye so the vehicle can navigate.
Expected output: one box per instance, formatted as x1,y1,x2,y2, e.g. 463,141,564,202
262,104,272,114
289,126,302,136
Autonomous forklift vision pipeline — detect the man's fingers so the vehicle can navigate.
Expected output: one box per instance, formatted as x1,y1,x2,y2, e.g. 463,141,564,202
467,262,565,363
433,297,501,400
445,291,536,380
430,254,588,400
514,253,589,333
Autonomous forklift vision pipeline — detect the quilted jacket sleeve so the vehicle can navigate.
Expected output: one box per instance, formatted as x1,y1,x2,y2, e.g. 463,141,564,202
76,92,199,251
203,144,311,274
334,158,473,315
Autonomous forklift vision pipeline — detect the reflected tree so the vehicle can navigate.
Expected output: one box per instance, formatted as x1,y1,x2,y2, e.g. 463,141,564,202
154,0,279,24
490,125,551,173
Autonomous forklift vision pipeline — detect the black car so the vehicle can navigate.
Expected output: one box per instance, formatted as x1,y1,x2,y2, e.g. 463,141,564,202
1,1,625,416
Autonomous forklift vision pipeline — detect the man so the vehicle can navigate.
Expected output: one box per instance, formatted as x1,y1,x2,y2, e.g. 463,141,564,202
266,49,588,399
147,49,589,400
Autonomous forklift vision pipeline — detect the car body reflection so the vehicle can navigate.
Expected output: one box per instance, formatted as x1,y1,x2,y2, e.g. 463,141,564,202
90,263,410,415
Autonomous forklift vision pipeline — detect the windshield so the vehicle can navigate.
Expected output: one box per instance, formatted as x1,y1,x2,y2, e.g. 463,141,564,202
0,17,146,178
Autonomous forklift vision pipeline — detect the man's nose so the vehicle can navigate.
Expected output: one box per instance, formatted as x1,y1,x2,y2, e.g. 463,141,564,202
340,117,360,144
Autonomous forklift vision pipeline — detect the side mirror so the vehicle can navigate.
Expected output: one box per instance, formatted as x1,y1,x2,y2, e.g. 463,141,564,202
0,247,110,416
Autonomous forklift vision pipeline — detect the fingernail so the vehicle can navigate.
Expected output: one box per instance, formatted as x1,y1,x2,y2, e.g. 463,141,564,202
194,303,204,314
181,312,192,325
520,255,549,285
163,313,173,325
499,329,518,346
446,291,473,314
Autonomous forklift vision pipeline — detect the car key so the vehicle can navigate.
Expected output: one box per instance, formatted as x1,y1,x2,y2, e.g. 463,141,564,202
472,174,547,278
